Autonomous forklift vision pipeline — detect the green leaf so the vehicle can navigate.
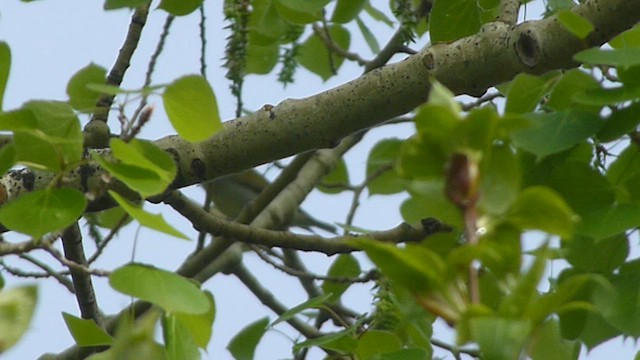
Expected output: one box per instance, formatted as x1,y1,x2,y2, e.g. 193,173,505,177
162,313,200,360
609,26,640,49
111,138,176,186
173,291,215,349
355,330,402,359
505,74,548,114
331,0,367,23
87,310,166,360
163,75,222,142
13,101,83,171
93,156,166,198
380,348,429,360
356,16,380,53
103,0,148,10
506,186,577,238
0,188,86,238
271,293,333,326
574,47,640,68
600,104,640,142
549,160,615,216
62,312,113,347
84,206,131,230
245,42,279,75
557,10,593,39
565,235,629,273
573,85,640,106
273,0,329,24
470,317,530,360
401,182,463,228
297,25,350,81
363,2,393,27
479,143,521,215
0,286,37,353
317,158,349,194
0,42,10,111
430,0,482,43
109,191,189,240
110,263,209,314
293,329,356,352
577,203,640,240
0,143,16,176
248,0,287,44
322,254,361,303
511,110,602,159
227,317,269,360
528,319,576,360
85,83,164,96
594,261,640,337
66,63,107,112
546,69,600,111
367,139,405,195
158,0,203,16
352,239,447,293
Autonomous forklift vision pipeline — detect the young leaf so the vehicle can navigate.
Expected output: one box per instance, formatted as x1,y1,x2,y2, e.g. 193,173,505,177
574,48,640,68
245,42,279,75
110,138,176,186
173,291,215,349
0,42,10,111
297,25,350,81
505,74,548,114
356,17,380,54
273,0,329,24
110,263,209,314
103,0,148,10
293,329,356,352
109,191,189,240
0,188,86,238
366,139,405,195
470,317,530,360
227,317,269,360
162,313,200,360
322,254,361,303
163,75,222,142
331,0,367,23
158,0,203,16
511,111,602,159
271,293,333,326
62,312,113,347
317,158,350,194
66,63,107,112
0,286,37,353
355,330,402,359
557,10,594,39
577,203,640,240
505,186,577,238
430,0,482,43
546,69,600,111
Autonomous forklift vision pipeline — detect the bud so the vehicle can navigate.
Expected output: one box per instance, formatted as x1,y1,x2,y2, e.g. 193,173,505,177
444,152,479,208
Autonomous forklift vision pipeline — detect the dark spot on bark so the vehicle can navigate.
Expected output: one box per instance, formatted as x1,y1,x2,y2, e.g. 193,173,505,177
191,158,206,179
19,171,35,191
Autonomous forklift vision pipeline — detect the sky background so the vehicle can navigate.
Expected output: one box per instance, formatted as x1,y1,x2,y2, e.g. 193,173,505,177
0,1,638,359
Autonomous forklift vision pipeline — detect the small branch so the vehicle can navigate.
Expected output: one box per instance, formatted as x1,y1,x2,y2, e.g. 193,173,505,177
199,4,208,78
60,223,105,331
89,4,151,125
497,0,521,26
431,337,480,358
254,248,377,284
19,254,76,293
125,13,175,141
233,262,322,339
312,23,368,67
345,163,393,229
164,190,451,255
364,26,412,72
86,214,130,265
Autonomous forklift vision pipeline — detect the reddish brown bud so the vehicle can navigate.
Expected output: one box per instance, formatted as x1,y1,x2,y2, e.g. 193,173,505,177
445,152,479,208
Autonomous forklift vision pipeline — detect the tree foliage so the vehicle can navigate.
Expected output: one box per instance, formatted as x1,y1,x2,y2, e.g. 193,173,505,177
1,0,640,359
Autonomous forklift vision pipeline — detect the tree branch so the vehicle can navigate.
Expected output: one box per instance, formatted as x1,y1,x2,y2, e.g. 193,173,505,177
2,0,637,213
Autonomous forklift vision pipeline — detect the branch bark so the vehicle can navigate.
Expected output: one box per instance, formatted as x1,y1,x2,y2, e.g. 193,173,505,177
2,0,637,213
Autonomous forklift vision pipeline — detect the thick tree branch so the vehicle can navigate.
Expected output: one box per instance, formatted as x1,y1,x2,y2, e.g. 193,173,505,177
1,0,638,218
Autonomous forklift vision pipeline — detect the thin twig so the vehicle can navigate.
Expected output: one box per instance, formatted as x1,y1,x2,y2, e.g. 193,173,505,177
90,4,151,124
312,23,368,67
